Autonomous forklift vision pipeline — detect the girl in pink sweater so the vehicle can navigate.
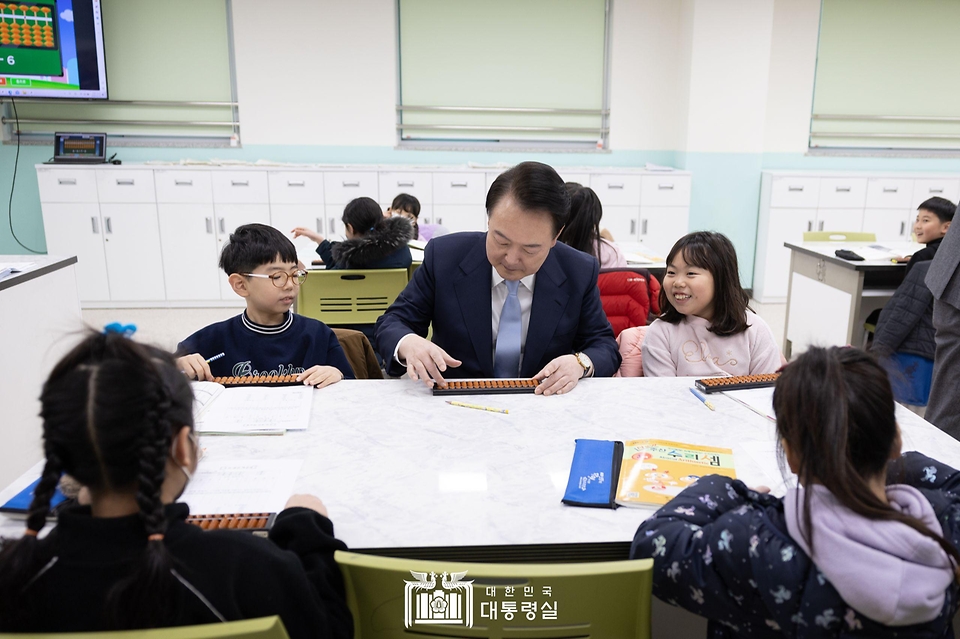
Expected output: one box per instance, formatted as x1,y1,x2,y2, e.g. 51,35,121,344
640,231,781,377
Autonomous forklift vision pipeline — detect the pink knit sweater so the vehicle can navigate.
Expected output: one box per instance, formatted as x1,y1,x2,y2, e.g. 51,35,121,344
641,311,782,377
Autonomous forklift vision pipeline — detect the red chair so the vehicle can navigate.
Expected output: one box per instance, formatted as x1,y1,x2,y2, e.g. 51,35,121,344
597,268,661,337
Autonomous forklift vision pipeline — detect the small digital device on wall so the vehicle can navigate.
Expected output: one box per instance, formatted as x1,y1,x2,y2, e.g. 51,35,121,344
52,132,106,163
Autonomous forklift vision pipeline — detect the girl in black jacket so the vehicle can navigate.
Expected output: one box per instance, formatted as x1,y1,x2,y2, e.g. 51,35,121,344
0,331,352,638
293,197,413,270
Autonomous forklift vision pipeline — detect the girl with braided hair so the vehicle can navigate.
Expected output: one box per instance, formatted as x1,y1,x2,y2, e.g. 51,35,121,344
0,331,353,637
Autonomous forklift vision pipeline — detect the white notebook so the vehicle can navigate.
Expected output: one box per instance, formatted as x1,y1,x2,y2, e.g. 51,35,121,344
190,381,313,435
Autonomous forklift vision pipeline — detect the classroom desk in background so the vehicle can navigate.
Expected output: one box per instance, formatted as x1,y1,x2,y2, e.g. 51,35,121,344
782,241,920,358
1,377,957,638
0,255,83,488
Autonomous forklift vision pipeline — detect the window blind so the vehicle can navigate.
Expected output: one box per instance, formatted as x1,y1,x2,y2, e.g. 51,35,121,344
811,0,960,151
397,0,609,149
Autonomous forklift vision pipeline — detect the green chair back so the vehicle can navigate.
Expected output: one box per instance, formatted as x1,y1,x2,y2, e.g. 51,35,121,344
298,269,409,325
0,616,290,639
335,550,653,639
802,231,877,242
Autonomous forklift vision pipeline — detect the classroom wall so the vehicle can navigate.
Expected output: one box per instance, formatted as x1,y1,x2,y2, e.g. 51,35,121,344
4,0,960,288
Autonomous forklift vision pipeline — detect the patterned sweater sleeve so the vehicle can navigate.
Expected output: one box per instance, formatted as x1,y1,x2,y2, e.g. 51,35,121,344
630,476,810,635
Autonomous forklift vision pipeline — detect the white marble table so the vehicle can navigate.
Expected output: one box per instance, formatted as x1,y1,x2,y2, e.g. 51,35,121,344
6,377,955,560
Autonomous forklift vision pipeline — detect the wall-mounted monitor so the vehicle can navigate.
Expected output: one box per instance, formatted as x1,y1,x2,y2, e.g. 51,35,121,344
0,0,106,99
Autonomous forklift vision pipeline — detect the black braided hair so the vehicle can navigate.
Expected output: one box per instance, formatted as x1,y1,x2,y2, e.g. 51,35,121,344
0,330,195,630
106,372,181,628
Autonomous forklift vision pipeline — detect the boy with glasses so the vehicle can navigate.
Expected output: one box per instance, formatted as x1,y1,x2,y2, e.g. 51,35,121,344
176,224,354,386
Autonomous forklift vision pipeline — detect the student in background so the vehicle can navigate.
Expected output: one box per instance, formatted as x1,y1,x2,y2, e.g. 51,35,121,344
631,346,960,637
293,197,413,269
872,259,936,412
385,193,446,242
904,197,954,275
557,183,627,269
176,224,353,386
639,231,781,377
0,332,352,637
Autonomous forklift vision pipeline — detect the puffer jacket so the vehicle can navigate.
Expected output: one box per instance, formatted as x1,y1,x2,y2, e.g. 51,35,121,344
873,260,935,359
631,452,960,638
316,216,413,270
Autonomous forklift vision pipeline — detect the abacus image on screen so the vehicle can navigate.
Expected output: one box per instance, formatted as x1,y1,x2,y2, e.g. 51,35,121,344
0,0,60,77
432,379,541,396
694,373,780,394
0,0,107,99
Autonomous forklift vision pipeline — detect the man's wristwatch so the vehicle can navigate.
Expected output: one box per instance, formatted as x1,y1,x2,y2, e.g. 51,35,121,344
574,352,592,378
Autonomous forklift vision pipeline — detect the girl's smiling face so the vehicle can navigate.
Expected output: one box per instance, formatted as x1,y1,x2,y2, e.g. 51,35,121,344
664,251,716,321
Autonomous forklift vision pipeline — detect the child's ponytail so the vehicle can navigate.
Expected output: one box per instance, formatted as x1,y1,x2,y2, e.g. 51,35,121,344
775,346,960,579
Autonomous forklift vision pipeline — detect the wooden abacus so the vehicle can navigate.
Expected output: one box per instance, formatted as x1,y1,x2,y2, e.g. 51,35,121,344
695,373,780,394
186,512,276,534
432,378,540,396
212,375,301,387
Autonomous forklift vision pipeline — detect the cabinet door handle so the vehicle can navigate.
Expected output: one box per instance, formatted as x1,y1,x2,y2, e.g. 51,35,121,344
231,180,249,187
835,186,851,192
316,218,322,233
115,179,134,186
397,181,415,187
819,220,825,231
437,217,443,225
608,183,624,189
882,186,898,193
205,217,213,234
58,178,77,186
808,221,813,232
287,180,305,187
787,185,804,192
900,221,906,236
91,217,99,234
174,179,193,186
657,183,674,190
641,219,648,235
930,187,944,193
218,218,226,234
342,181,360,187
329,218,335,234
450,181,468,188
630,220,636,235
104,217,113,234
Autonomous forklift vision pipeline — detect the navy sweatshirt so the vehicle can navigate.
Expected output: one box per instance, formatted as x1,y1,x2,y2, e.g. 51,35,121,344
177,312,355,379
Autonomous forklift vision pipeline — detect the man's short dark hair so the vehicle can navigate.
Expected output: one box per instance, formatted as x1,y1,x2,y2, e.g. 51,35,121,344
485,161,571,235
391,193,421,218
918,196,956,223
218,223,298,276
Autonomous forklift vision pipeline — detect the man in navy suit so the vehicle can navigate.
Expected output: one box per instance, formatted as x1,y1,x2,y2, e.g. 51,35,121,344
375,161,621,396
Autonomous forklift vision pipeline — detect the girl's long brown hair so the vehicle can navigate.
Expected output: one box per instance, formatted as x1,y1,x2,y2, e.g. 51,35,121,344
774,346,960,578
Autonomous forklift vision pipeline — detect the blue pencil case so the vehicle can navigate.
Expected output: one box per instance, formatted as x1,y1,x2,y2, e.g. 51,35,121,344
561,439,623,509
0,477,69,518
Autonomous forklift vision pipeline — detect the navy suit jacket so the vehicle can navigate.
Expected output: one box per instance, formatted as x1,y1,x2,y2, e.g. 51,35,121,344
375,232,621,378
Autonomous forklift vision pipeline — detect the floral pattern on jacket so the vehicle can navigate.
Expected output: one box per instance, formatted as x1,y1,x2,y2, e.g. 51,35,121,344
630,452,960,638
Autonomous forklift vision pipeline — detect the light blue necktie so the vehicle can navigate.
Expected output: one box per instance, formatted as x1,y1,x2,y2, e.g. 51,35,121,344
494,279,522,378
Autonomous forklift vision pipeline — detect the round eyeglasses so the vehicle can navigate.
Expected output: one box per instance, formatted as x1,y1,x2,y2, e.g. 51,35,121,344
241,269,308,287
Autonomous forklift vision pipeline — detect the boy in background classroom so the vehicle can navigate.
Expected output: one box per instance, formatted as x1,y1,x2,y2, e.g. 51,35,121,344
900,197,954,274
176,224,354,387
